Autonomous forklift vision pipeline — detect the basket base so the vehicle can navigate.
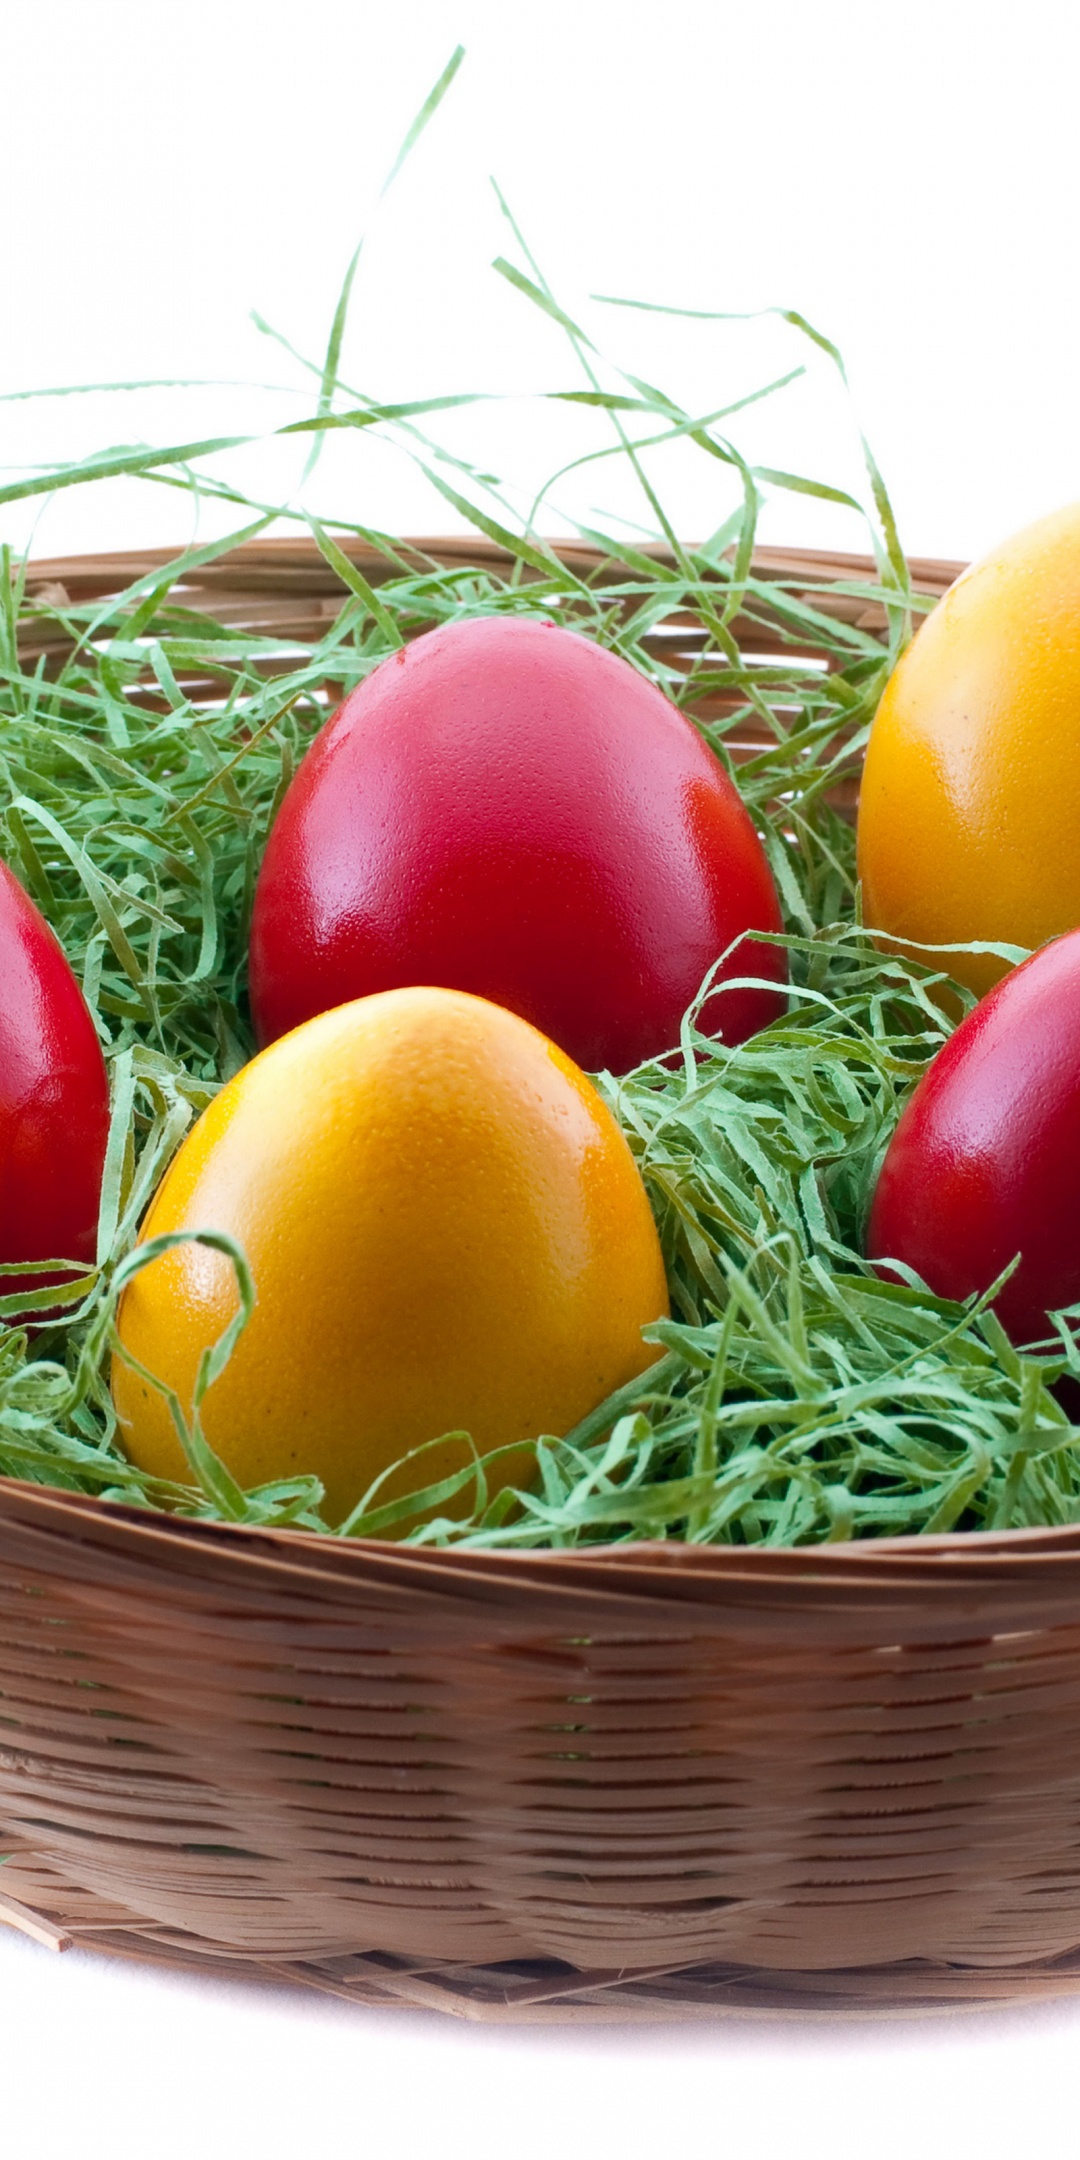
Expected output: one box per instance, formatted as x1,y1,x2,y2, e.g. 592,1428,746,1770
5,1883,1080,2023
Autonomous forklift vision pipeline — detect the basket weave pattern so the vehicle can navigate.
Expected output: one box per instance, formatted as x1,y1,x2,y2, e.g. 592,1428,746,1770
6,1488,1080,2019
8,539,1079,2023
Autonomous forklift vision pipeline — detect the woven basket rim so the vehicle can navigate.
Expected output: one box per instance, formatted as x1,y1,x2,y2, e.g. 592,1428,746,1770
10,1476,1080,1591
19,532,968,597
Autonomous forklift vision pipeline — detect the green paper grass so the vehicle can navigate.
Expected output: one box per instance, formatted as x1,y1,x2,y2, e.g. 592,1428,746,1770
2,58,1076,1547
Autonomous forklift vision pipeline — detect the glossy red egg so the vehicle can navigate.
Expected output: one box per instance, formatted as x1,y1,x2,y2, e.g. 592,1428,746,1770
867,927,1080,1343
0,860,110,1302
248,616,787,1072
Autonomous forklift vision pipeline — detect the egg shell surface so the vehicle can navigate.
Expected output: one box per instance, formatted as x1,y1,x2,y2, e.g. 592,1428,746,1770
858,502,1080,997
0,859,109,1295
868,927,1080,1343
249,615,786,1072
113,986,670,1524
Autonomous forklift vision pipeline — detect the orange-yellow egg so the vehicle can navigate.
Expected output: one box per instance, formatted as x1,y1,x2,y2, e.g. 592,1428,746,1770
857,502,1080,997
112,987,669,1525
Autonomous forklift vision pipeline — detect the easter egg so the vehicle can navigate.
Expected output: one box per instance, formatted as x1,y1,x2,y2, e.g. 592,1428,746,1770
248,615,786,1073
112,987,670,1524
0,860,109,1301
867,928,1080,1343
858,503,1080,998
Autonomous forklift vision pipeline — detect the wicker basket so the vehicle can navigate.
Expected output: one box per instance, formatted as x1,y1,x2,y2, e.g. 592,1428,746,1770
9,536,1079,2026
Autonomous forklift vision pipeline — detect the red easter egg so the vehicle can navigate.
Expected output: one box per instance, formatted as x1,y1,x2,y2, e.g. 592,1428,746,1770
0,861,110,1301
868,927,1080,1343
249,616,786,1071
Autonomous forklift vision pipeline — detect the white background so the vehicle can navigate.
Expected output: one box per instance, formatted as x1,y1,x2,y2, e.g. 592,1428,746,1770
5,0,1080,570
6,2,1080,2152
